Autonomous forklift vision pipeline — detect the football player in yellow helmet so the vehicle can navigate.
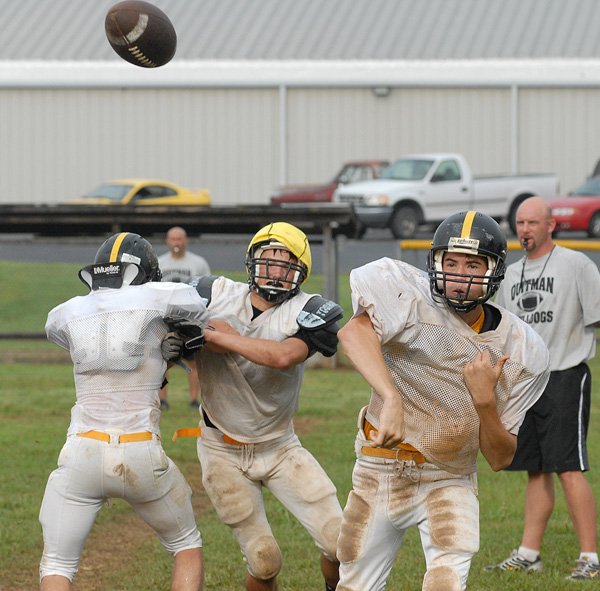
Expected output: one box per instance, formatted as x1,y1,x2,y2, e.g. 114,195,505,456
167,222,343,591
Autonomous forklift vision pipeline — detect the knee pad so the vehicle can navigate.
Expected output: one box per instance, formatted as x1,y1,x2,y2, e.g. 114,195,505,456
422,565,462,591
245,535,282,581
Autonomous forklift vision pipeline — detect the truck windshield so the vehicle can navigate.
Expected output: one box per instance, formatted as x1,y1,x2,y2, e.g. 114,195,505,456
381,159,434,181
85,184,132,201
573,177,600,195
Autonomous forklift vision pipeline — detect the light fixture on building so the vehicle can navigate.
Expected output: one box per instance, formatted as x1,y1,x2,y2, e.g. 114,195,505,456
372,86,391,98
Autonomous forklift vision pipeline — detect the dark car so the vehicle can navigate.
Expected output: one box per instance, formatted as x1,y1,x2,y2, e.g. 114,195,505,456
270,160,390,204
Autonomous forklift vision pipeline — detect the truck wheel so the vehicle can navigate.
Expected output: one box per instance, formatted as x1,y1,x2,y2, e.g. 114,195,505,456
390,205,420,239
588,212,600,238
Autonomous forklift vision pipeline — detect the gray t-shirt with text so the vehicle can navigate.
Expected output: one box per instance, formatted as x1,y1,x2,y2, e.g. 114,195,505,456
158,251,211,283
495,245,600,371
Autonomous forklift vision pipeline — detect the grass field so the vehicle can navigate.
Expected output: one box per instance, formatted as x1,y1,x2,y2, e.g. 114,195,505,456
1,261,598,590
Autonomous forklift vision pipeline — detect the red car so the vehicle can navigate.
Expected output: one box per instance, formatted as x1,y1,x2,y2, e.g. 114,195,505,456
551,176,600,237
270,160,389,204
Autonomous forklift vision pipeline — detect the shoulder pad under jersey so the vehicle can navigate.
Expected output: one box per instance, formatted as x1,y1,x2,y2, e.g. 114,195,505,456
189,275,218,306
296,296,344,357
297,295,343,330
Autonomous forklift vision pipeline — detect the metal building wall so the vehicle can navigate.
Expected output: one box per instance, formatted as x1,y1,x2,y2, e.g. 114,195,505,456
519,87,600,192
0,83,597,206
285,86,513,184
0,87,280,205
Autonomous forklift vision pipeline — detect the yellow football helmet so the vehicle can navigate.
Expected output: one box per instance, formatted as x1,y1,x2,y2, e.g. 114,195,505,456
246,222,312,303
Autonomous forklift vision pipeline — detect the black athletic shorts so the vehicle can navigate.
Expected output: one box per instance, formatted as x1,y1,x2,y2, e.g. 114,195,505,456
506,362,591,473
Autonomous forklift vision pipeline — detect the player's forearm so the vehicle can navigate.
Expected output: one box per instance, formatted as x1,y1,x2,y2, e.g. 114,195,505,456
339,315,398,402
206,330,306,369
477,407,517,471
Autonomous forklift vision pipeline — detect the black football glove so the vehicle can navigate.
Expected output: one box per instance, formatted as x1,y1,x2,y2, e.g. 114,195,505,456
161,332,184,361
183,334,205,351
164,316,204,338
164,317,205,352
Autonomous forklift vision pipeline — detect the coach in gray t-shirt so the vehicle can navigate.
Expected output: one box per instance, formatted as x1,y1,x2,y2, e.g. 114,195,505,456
158,226,211,283
489,196,600,580
158,226,210,410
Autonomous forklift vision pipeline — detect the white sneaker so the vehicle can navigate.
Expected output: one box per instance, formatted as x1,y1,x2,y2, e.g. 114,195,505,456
567,558,600,581
485,549,544,573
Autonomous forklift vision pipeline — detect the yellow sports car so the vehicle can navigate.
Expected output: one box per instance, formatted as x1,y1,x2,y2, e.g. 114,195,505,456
66,179,212,206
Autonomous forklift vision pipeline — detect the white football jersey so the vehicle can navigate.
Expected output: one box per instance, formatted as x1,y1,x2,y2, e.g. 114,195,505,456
197,277,315,443
45,282,207,436
350,258,550,475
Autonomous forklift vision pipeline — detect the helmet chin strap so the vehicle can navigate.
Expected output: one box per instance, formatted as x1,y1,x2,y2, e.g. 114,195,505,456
123,263,145,286
254,284,291,304
445,297,480,313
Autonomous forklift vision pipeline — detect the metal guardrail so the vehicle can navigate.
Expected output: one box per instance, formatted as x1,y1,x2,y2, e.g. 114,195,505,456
398,239,600,251
0,333,46,339
0,203,359,237
397,239,600,272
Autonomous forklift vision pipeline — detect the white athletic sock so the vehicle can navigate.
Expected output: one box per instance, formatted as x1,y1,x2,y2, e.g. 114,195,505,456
518,546,540,562
579,552,599,564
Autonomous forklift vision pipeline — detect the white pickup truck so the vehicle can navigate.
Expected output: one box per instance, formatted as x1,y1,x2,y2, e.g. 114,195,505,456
332,153,559,238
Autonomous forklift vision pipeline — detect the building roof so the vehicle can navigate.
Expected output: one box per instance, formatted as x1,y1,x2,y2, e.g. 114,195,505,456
1,0,600,88
1,0,600,62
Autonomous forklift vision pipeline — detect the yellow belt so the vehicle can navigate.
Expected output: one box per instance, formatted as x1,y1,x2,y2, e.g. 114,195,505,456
362,419,426,463
360,445,427,463
77,430,159,444
172,426,247,446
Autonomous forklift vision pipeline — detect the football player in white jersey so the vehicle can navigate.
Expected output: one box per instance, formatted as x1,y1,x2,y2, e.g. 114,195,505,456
336,211,550,591
168,222,344,591
40,232,208,591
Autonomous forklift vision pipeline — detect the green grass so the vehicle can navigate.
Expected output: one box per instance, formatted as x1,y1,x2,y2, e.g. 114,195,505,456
1,261,599,590
0,261,347,334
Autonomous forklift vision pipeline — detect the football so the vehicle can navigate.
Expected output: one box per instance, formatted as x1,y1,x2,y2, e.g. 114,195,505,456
105,1,177,68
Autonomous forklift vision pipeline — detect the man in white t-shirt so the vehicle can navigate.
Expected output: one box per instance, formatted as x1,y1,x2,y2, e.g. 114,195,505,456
158,226,211,410
488,196,600,580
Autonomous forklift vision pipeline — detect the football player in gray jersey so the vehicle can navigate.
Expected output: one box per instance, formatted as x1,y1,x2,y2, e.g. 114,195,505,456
166,222,344,591
336,211,550,591
40,232,207,591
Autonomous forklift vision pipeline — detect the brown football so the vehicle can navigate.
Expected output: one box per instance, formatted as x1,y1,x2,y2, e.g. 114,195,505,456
105,1,177,68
